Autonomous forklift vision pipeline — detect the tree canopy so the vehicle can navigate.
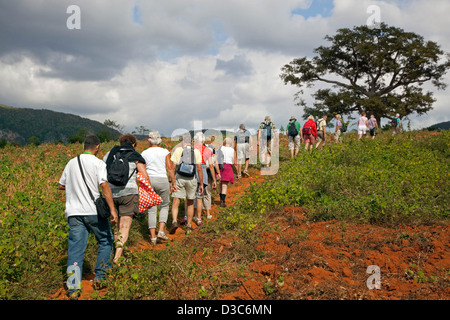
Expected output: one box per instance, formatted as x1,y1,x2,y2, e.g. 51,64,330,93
280,23,450,123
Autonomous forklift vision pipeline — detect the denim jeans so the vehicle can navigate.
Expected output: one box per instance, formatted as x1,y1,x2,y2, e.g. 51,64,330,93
66,215,113,290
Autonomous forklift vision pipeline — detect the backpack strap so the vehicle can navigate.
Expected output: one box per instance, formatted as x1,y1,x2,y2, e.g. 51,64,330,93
77,155,95,203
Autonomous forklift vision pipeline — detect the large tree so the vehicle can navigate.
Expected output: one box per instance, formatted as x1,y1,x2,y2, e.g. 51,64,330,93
280,23,450,125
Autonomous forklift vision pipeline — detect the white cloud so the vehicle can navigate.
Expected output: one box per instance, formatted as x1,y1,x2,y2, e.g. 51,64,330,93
0,0,449,136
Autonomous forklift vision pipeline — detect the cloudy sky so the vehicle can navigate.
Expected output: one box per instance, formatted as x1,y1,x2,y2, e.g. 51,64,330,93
1,0,449,136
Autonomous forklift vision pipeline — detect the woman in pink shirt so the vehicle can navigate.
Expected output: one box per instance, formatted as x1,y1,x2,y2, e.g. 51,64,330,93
357,112,369,140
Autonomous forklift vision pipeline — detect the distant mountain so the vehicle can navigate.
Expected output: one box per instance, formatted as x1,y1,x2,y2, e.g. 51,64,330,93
0,104,120,145
428,121,450,131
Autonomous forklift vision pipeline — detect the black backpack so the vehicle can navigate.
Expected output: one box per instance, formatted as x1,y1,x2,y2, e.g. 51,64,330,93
341,120,348,133
288,121,298,137
176,146,196,177
107,148,136,186
391,117,398,128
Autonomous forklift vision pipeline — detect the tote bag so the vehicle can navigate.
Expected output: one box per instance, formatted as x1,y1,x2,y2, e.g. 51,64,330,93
137,171,163,213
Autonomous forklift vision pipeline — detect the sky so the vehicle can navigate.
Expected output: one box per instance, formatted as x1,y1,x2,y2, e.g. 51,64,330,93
0,0,449,137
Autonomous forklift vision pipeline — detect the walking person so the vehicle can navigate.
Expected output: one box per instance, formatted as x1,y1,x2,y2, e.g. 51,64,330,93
234,124,252,178
103,134,149,264
257,115,278,169
218,137,237,207
391,113,402,136
203,139,221,220
58,135,118,300
315,115,327,149
193,132,217,226
302,115,317,151
286,116,301,158
358,112,369,140
368,115,379,139
169,132,203,235
334,114,343,143
141,131,175,245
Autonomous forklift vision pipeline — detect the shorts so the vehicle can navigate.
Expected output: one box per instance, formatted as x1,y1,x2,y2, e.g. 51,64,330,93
196,183,207,199
316,130,325,143
172,174,198,200
303,134,315,144
369,128,375,137
236,143,250,163
334,130,341,142
358,125,367,135
113,194,139,217
288,135,301,150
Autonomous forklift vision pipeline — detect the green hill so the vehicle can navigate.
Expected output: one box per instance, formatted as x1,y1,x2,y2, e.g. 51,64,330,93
428,120,450,131
0,104,120,144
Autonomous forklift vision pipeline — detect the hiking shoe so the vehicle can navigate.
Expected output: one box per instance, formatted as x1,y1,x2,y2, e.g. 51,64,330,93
180,216,187,226
169,221,178,234
185,224,194,235
220,201,227,208
150,238,157,246
157,232,169,241
193,217,202,226
68,289,81,300
206,214,213,220
243,170,250,177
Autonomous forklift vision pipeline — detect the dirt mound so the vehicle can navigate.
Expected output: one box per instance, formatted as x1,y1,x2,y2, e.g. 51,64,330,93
220,206,449,300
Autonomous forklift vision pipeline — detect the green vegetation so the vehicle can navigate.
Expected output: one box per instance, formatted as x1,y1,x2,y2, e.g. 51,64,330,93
0,104,120,145
0,130,448,299
226,131,449,228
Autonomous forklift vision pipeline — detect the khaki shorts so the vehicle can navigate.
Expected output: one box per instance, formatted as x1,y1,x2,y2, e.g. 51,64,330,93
236,143,250,163
113,194,139,217
173,174,198,200
316,130,325,143
288,135,301,150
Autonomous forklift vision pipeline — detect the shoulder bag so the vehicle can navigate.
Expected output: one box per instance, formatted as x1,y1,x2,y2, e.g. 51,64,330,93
77,155,111,220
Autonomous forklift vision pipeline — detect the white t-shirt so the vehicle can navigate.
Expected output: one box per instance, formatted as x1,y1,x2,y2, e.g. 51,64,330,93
221,146,235,164
358,116,368,127
141,147,170,178
59,154,108,218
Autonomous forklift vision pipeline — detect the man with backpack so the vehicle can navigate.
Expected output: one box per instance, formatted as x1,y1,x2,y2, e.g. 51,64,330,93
257,115,278,169
286,116,302,158
169,132,203,235
103,134,149,264
391,113,402,136
334,114,345,143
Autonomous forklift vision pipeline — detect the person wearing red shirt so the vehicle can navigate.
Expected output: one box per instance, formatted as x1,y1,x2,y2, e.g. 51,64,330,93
302,115,317,151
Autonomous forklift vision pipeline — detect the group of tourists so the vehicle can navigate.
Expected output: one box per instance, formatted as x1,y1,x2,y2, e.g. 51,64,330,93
285,112,403,158
58,115,279,299
285,114,338,156
58,112,403,299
